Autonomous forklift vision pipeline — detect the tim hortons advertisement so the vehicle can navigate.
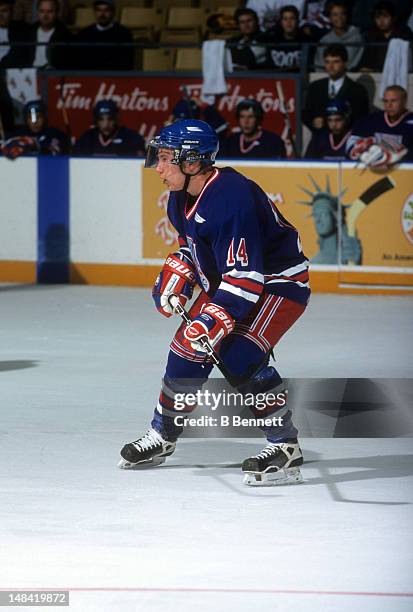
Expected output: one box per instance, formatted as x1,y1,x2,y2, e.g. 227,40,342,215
142,163,413,270
46,75,296,143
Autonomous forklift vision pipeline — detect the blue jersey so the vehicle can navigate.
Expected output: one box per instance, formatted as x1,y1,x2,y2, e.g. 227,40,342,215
167,167,310,321
305,128,351,160
348,111,413,161
220,129,286,159
73,126,145,157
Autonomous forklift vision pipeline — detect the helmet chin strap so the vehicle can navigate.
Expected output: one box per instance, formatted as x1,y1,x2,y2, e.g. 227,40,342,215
179,161,211,194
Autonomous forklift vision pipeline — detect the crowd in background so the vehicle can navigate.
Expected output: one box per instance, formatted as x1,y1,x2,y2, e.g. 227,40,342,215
0,0,412,164
0,0,412,71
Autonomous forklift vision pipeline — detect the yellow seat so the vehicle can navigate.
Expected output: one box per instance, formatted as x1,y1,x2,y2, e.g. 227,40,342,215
142,48,176,71
74,7,94,28
199,0,241,7
159,26,201,44
175,47,202,71
115,0,145,21
168,7,209,29
153,0,194,6
120,7,166,30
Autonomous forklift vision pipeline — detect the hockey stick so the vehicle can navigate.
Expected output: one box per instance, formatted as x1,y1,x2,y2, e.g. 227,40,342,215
168,295,252,388
275,80,299,158
345,176,395,265
58,76,72,145
346,176,395,237
179,84,194,119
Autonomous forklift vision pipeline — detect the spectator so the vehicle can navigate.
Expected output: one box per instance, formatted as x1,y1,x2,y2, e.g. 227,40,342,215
360,1,412,72
314,1,363,71
302,44,369,131
246,0,306,32
75,0,133,71
73,99,145,157
28,0,72,69
220,99,286,159
305,99,352,159
227,8,269,70
0,0,31,68
267,5,312,71
1,99,70,158
348,85,413,165
13,0,69,24
352,0,411,34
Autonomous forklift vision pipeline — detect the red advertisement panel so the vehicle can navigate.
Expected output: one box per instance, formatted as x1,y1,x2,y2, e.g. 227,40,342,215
46,75,296,143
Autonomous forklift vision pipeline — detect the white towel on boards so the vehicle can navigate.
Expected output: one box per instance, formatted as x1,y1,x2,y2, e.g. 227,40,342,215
201,40,233,104
379,38,409,98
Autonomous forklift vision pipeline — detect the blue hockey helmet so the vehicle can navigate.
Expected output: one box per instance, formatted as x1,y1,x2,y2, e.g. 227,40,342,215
325,99,351,118
93,99,119,122
24,99,47,118
145,119,219,169
172,98,201,120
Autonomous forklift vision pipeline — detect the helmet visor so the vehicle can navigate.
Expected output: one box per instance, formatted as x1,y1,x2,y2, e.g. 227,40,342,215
144,140,180,168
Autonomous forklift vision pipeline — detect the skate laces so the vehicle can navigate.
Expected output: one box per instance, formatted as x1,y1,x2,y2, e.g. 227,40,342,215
255,443,282,460
132,428,164,451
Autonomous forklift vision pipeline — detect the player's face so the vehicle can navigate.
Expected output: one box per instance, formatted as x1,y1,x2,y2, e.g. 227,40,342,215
383,91,406,119
94,4,114,27
281,11,298,35
313,200,336,236
38,1,57,28
329,5,348,30
0,3,11,27
239,110,259,136
327,114,346,136
324,55,346,79
238,14,258,36
27,112,45,134
97,114,117,137
374,11,394,33
155,149,186,191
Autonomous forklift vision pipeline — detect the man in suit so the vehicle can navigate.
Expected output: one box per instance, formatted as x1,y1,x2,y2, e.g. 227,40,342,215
303,43,369,132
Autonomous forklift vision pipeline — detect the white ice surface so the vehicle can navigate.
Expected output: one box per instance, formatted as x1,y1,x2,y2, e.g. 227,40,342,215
0,286,412,611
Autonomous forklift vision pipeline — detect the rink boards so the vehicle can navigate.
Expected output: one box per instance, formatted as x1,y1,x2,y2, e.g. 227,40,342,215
0,156,412,294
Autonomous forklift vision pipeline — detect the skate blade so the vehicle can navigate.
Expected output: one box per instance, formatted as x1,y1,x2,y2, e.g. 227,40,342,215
117,456,166,470
243,466,303,487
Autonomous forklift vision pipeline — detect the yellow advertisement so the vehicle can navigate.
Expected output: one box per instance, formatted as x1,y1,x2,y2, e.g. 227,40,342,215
142,163,413,271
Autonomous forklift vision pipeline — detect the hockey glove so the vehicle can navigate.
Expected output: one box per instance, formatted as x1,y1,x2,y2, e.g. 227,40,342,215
184,303,234,352
1,136,39,160
360,141,407,168
349,136,376,161
152,251,196,318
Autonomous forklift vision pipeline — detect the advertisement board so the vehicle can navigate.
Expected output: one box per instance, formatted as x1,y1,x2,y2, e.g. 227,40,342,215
46,75,296,143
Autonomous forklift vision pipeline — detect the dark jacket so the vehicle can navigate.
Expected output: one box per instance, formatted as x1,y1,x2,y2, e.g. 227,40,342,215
360,25,413,71
0,20,31,68
75,22,133,70
302,75,369,131
28,21,73,69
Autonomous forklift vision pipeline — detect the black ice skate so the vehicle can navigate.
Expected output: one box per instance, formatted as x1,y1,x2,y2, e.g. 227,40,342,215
242,440,304,486
118,428,176,469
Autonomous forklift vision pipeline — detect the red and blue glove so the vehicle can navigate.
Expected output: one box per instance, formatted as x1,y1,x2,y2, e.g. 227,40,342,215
349,136,375,161
152,251,196,318
1,136,39,160
184,303,235,352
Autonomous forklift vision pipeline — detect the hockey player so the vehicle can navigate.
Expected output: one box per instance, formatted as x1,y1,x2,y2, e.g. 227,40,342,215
1,99,70,158
118,119,310,486
220,99,286,159
348,85,413,167
305,99,352,160
73,99,145,157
